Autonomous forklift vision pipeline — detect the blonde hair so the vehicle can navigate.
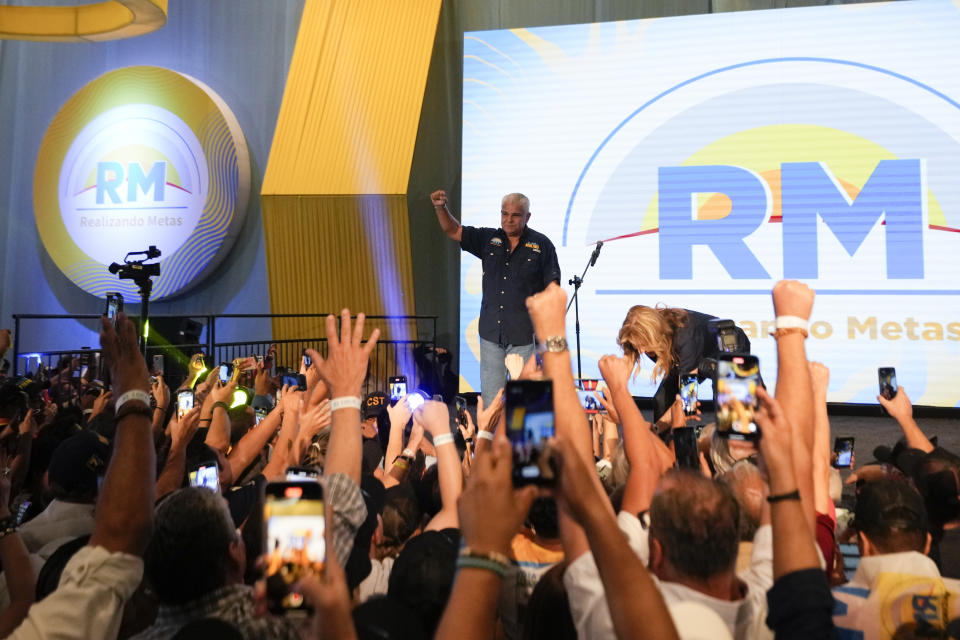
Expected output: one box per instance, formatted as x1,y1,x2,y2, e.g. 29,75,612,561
617,305,688,381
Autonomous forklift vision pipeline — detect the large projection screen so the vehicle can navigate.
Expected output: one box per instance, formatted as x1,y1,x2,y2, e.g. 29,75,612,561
459,0,960,407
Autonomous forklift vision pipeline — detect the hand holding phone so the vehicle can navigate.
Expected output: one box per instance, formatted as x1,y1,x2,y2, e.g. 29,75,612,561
878,367,898,401
389,376,407,404
714,354,761,441
177,389,195,420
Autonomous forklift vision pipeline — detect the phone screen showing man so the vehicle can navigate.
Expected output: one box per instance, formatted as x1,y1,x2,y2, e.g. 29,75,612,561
505,380,555,485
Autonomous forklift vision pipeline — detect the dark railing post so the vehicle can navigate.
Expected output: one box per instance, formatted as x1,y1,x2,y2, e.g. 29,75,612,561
208,315,215,361
12,316,20,376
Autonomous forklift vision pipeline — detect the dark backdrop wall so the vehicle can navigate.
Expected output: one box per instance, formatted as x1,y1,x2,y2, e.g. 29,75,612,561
0,0,305,354
406,0,871,372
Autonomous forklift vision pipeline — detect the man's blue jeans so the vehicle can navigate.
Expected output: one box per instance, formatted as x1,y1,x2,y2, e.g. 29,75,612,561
479,338,535,406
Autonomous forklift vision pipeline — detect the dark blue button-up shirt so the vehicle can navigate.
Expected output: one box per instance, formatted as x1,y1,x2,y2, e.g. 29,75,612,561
461,225,561,346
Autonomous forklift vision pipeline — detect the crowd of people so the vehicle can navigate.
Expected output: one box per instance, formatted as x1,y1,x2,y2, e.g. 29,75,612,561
0,280,955,639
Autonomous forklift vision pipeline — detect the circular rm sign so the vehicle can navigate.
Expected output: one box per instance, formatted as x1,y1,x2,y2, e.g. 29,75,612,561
34,66,250,299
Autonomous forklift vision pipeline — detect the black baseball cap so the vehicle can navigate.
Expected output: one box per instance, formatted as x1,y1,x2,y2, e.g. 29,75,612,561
47,431,111,494
855,477,927,536
363,391,388,421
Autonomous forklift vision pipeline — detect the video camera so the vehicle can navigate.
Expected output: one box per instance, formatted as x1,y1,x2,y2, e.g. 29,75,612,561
697,319,749,382
108,246,161,287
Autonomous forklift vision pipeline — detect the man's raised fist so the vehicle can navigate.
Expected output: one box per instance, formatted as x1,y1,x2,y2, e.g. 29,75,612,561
430,190,447,208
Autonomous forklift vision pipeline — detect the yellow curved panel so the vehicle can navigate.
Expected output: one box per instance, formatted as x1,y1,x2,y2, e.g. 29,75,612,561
0,0,166,42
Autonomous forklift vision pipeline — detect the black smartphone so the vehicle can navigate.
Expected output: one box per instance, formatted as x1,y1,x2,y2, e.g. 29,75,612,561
255,407,267,426
834,436,855,469
264,481,325,616
105,292,123,324
152,355,164,375
389,376,407,403
219,363,234,384
177,389,194,419
454,395,467,426
878,367,898,400
505,379,556,486
714,354,761,441
188,461,220,492
680,374,699,416
673,427,700,470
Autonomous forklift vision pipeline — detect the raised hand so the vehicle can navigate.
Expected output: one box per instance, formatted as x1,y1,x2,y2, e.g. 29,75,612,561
306,309,380,398
430,189,448,209
386,395,412,431
99,313,150,399
772,280,815,321
877,385,913,423
598,355,633,392
808,361,830,400
504,354,524,380
525,282,567,341
152,375,170,412
477,388,504,434
210,377,238,405
415,400,451,438
458,436,537,556
89,390,113,422
170,406,201,448
593,387,621,425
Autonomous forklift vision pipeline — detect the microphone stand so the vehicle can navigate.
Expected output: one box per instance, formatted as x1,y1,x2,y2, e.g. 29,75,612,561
566,242,603,383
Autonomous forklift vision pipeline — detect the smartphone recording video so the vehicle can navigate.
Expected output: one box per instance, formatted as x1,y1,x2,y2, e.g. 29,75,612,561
188,461,219,492
680,374,699,416
264,482,325,616
105,292,123,323
576,389,604,415
834,436,855,469
219,363,233,384
177,389,194,420
505,380,555,486
454,395,467,426
673,426,700,470
152,354,164,375
715,354,761,441
878,367,898,400
389,376,407,403
302,350,311,368
255,407,267,426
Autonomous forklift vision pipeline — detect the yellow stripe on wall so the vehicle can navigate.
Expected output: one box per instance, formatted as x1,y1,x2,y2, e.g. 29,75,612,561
263,0,442,195
262,0,441,342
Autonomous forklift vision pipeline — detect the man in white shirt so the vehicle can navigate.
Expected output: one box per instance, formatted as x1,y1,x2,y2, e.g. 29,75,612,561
834,477,960,638
564,470,773,640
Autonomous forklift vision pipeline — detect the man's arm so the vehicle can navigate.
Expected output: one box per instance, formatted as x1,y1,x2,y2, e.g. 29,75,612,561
90,313,155,556
419,401,462,531
155,408,201,501
431,190,462,242
525,283,601,562
771,280,817,535
599,355,670,515
878,387,934,453
308,310,380,485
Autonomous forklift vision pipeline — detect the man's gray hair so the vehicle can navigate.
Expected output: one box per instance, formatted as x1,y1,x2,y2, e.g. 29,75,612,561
502,192,530,213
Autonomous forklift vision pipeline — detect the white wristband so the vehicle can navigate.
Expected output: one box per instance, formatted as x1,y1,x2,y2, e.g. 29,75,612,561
775,315,809,331
433,433,455,447
114,390,152,415
330,396,362,412
477,431,495,442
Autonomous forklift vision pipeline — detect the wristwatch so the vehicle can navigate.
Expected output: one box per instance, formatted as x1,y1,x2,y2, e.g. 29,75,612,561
538,336,568,354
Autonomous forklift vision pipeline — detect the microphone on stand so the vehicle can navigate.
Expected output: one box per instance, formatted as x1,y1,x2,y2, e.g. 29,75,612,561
589,241,603,267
